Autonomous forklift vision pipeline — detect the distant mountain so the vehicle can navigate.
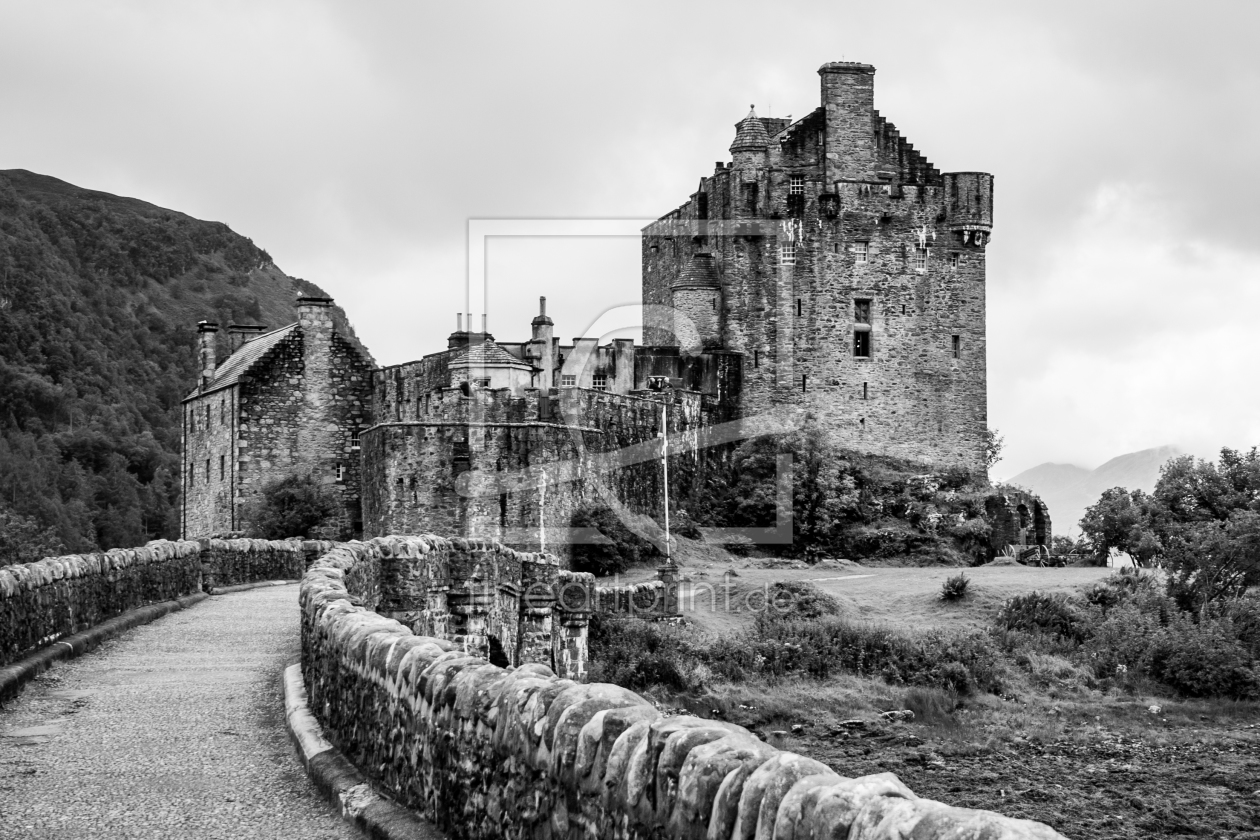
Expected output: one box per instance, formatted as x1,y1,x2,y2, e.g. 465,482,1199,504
0,169,368,558
1007,445,1182,534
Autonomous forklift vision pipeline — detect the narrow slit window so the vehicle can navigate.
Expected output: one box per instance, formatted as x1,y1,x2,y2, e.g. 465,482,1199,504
901,304,906,315
205,404,211,429
854,298,872,358
753,349,760,368
219,454,224,481
801,374,808,392
952,335,961,359
862,382,868,400
205,459,210,481
796,298,802,317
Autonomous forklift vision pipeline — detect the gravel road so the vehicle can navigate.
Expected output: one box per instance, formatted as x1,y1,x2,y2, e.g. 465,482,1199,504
0,585,361,839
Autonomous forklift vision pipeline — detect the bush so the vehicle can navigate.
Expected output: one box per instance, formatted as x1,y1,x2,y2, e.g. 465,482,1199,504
1151,613,1260,699
570,506,660,576
995,592,1086,643
241,474,343,540
941,572,970,601
764,581,841,621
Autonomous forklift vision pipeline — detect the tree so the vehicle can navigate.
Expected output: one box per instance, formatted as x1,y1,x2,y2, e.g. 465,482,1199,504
981,428,1004,473
241,474,341,540
0,505,66,567
1162,511,1260,610
1079,487,1160,567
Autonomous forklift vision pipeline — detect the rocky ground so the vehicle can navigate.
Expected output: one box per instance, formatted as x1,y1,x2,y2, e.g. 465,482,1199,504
777,713,1260,839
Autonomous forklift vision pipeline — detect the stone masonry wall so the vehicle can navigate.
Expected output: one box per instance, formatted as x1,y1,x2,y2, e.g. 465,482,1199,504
0,538,331,670
299,536,1068,840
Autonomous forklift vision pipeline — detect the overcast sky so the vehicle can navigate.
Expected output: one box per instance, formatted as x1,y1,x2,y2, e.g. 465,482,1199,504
2,0,1258,477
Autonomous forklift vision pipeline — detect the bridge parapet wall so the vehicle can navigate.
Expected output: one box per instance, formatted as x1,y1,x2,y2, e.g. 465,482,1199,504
0,538,333,670
299,537,1068,840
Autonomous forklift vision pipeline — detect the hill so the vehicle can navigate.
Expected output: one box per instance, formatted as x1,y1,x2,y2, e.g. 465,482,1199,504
1007,445,1181,534
0,169,368,561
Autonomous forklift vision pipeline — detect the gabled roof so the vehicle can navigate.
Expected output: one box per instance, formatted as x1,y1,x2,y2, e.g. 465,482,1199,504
448,339,534,371
183,323,298,401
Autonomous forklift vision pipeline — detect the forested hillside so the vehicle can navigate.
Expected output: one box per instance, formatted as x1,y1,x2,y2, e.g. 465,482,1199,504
0,169,368,563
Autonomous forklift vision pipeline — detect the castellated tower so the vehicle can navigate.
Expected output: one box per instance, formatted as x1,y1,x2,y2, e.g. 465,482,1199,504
642,61,993,470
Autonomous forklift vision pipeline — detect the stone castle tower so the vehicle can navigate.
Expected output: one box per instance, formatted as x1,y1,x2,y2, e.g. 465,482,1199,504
643,62,992,469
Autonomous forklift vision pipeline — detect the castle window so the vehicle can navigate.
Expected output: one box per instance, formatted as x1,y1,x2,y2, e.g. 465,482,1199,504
796,298,802,317
863,382,868,400
780,241,796,266
854,299,872,358
952,335,961,359
219,454,224,481
697,192,709,220
948,252,960,270
801,374,808,392
901,304,906,315
205,459,210,482
335,462,345,483
205,404,211,429
854,241,869,264
189,464,194,487
787,176,805,217
351,429,360,450
753,349,760,368
561,374,576,387
788,175,805,195
592,373,608,392
711,297,716,310
912,246,928,272
220,400,225,423
474,377,491,388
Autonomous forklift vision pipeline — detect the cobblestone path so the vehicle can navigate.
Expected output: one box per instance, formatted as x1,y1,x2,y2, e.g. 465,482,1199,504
0,585,360,839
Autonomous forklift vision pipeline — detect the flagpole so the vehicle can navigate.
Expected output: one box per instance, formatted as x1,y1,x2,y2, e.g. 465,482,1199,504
661,401,671,565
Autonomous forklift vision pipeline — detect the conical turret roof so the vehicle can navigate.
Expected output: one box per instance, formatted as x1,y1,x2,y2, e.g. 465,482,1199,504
730,106,769,153
673,252,721,290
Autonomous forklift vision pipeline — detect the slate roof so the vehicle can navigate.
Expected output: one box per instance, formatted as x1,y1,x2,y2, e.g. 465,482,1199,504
183,323,298,401
448,339,535,370
673,252,720,289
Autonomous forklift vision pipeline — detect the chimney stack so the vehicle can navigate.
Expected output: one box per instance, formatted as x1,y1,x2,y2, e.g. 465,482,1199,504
227,323,268,354
197,321,219,389
531,296,555,390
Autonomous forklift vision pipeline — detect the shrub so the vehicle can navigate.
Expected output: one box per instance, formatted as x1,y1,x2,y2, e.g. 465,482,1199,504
941,572,970,601
763,581,841,621
995,592,1086,643
241,474,343,540
1150,612,1260,699
570,506,660,576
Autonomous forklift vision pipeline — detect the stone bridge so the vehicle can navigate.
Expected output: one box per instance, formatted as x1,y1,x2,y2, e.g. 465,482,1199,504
0,537,1068,839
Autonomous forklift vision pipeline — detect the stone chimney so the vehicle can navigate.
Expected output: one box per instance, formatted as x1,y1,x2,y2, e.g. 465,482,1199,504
447,311,495,350
530,296,554,389
197,321,219,389
226,323,268,354
819,62,877,184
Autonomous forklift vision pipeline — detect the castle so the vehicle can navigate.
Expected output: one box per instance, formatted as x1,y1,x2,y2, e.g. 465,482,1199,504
183,61,1018,554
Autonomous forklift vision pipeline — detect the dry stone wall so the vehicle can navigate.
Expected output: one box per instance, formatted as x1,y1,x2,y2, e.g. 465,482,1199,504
300,535,1067,840
0,538,329,669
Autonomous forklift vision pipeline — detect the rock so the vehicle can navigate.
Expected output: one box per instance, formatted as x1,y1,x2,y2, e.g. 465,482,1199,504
880,710,914,723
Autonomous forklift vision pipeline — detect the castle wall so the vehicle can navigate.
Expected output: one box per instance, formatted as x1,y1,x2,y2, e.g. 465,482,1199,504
361,385,716,559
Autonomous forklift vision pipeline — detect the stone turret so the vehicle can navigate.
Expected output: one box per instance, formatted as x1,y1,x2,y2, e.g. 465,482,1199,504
672,252,721,352
196,321,219,389
819,61,877,183
730,106,769,220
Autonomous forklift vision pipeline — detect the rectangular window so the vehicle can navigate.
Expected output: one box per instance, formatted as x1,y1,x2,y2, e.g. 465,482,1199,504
854,298,872,358
862,382,868,400
786,176,805,217
948,252,960,270
220,400,225,423
219,454,224,481
742,182,758,215
335,462,345,482
205,459,210,482
788,175,805,195
351,429,361,450
561,374,576,387
753,349,760,368
189,464,194,487
205,404,210,429
592,374,608,392
854,241,869,264
912,246,928,272
952,335,961,359
780,241,796,266
801,374,808,392
474,377,491,388
796,298,802,317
